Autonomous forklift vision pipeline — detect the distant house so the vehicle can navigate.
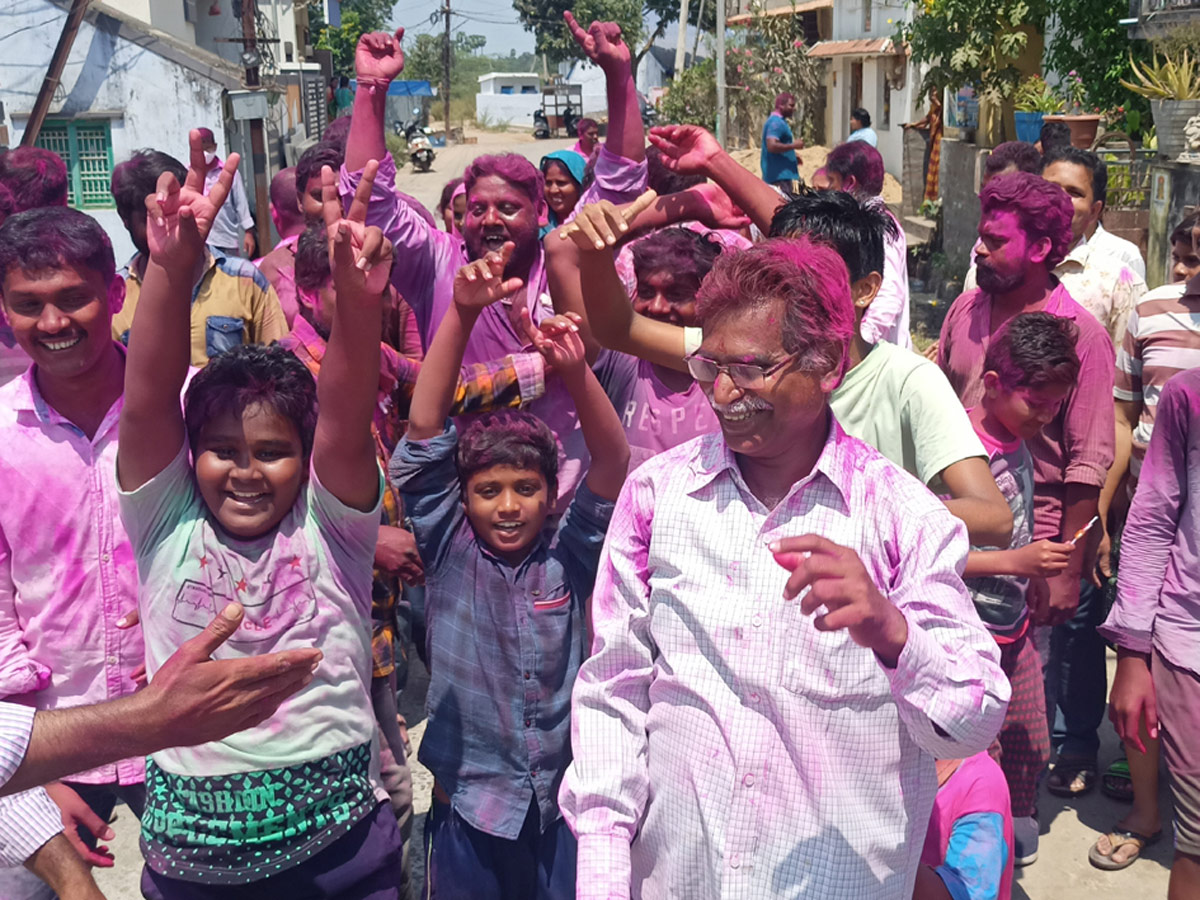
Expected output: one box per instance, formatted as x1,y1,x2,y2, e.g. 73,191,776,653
559,47,688,118
0,0,243,261
476,72,542,128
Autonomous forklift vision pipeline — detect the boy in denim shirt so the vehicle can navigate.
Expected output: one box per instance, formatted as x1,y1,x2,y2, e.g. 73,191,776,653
391,242,629,899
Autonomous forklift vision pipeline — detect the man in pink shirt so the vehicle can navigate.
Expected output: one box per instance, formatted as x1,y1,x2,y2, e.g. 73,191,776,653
937,172,1116,795
0,206,146,885
561,237,1009,899
254,166,307,327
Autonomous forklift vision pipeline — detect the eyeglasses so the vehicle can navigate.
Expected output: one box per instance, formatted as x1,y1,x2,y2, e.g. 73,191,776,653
684,352,799,391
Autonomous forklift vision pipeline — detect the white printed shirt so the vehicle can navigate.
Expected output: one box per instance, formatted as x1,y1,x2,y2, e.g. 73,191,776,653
561,417,1010,900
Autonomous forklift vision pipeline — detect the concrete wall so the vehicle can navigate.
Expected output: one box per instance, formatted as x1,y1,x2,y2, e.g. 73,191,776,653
476,94,543,129
1147,162,1200,289
104,0,195,43
938,138,988,276
1,1,230,263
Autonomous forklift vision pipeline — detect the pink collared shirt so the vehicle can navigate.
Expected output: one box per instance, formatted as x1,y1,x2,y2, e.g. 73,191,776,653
860,212,912,348
937,283,1115,540
561,418,1009,900
0,365,144,785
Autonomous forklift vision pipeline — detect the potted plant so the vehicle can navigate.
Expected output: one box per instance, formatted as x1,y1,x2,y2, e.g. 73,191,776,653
1014,75,1063,142
1120,51,1200,158
1042,70,1102,148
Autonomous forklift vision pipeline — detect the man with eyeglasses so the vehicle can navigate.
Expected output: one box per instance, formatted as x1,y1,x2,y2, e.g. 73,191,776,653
551,205,1009,899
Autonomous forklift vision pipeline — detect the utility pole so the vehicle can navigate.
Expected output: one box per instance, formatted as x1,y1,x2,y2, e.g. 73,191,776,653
443,0,452,143
241,0,270,255
715,0,727,147
673,0,689,76
692,0,706,62
22,0,91,147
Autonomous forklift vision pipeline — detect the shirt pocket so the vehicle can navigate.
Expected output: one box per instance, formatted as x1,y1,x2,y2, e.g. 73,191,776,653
531,580,579,681
205,315,246,359
780,614,880,707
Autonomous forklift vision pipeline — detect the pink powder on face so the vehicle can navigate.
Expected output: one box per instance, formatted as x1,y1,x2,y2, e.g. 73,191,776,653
979,172,1074,270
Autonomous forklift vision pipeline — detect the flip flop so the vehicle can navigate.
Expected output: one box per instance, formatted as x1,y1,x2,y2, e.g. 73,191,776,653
1048,756,1097,797
1101,758,1134,803
1088,827,1162,871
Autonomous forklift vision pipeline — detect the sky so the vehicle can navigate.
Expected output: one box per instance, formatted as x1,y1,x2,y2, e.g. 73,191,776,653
388,1,536,57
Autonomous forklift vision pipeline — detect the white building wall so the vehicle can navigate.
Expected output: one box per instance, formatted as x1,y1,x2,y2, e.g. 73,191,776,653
103,0,196,43
476,94,543,128
1,0,230,263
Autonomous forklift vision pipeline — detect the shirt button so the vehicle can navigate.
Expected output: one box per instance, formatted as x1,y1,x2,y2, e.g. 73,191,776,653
524,671,531,680
101,552,111,563
752,613,762,627
729,852,741,869
743,773,756,787
749,692,760,703
106,655,118,665
524,718,532,727
532,589,541,597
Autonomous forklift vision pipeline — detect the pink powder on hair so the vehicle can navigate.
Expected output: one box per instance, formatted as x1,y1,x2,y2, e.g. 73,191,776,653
464,153,544,210
980,172,1074,270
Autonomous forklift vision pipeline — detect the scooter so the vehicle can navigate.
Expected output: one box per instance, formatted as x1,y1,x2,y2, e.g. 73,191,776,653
533,108,551,139
395,108,435,172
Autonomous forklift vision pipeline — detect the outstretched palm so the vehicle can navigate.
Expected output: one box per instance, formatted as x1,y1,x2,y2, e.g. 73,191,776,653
648,124,722,175
146,129,238,269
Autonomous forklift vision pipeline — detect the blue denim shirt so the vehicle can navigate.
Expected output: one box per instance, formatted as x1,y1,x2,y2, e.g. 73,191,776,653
391,422,614,839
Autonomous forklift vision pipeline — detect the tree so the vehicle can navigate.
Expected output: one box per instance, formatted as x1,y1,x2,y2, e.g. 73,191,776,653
898,0,1048,101
1044,0,1149,123
456,33,488,55
312,0,396,77
405,33,446,84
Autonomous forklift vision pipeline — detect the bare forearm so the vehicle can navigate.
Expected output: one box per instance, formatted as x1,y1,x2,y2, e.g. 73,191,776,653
1101,411,1135,520
942,496,1014,547
546,239,604,363
561,366,629,500
24,834,104,899
5,694,159,795
123,260,193,419
706,151,786,233
912,864,954,900
346,84,389,171
602,62,644,162
407,304,480,439
964,548,1023,578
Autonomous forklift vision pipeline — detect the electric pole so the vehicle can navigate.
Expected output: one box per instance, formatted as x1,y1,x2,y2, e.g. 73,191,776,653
674,0,689,76
443,0,452,143
715,0,727,147
241,0,270,256
23,0,90,147
692,0,706,62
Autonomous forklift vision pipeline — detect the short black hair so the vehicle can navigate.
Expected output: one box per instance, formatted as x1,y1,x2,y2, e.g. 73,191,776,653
111,150,187,224
294,222,330,292
1038,121,1072,157
456,411,558,499
1042,146,1107,207
985,141,1042,178
984,311,1080,391
295,141,344,199
0,206,116,290
184,343,319,460
0,147,69,222
630,227,724,285
646,146,706,195
1170,210,1200,247
768,188,898,282
851,107,871,128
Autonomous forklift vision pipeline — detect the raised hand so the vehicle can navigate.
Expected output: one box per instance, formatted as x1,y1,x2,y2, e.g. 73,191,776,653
355,28,405,83
770,535,909,668
558,189,657,251
145,128,239,270
520,308,585,374
321,160,393,301
564,11,629,72
453,241,525,310
686,182,751,230
648,124,724,176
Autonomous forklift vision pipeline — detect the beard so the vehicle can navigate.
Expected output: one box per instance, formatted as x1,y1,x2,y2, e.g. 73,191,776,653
976,260,1026,295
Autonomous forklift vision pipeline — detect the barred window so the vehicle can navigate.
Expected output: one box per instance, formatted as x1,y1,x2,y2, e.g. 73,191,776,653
34,120,114,209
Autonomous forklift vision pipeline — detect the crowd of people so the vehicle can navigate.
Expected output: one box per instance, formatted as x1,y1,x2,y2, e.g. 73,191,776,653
0,14,1196,900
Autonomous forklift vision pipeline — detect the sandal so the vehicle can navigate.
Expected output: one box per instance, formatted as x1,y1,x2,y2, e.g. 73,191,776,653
1101,758,1134,803
1048,756,1097,797
1088,827,1161,871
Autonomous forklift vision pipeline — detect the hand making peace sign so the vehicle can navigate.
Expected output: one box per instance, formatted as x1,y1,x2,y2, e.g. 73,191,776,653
320,159,394,302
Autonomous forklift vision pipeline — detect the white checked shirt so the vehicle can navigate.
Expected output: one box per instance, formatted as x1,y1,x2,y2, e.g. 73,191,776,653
0,703,63,867
561,418,1009,900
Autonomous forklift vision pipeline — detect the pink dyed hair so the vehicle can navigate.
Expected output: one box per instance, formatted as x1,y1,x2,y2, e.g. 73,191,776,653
576,117,598,139
824,141,885,196
464,153,544,210
0,147,69,222
980,172,1074,270
696,237,855,380
775,92,795,107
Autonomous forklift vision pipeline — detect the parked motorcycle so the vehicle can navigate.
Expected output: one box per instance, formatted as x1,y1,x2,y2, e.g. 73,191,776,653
533,108,551,140
395,108,435,172
563,105,581,139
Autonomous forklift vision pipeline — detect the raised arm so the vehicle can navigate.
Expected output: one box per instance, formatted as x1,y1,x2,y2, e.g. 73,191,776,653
650,124,786,233
546,193,691,372
520,309,629,501
406,243,525,441
565,12,644,164
345,29,405,172
939,456,1014,547
311,162,390,512
117,130,239,491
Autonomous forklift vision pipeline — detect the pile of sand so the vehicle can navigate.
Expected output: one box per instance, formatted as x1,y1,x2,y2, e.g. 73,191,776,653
729,145,902,205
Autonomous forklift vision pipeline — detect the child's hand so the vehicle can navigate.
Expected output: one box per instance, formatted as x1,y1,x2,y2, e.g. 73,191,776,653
1013,539,1074,578
520,308,585,374
452,241,525,311
323,161,393,301
558,190,657,251
145,129,239,270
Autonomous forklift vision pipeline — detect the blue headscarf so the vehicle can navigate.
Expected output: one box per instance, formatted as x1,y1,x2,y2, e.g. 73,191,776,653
540,150,588,236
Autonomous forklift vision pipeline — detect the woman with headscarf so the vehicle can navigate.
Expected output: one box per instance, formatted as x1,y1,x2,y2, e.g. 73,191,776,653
539,149,588,237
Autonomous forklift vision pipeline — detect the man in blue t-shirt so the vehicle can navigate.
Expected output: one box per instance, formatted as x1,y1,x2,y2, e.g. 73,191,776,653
760,91,802,193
